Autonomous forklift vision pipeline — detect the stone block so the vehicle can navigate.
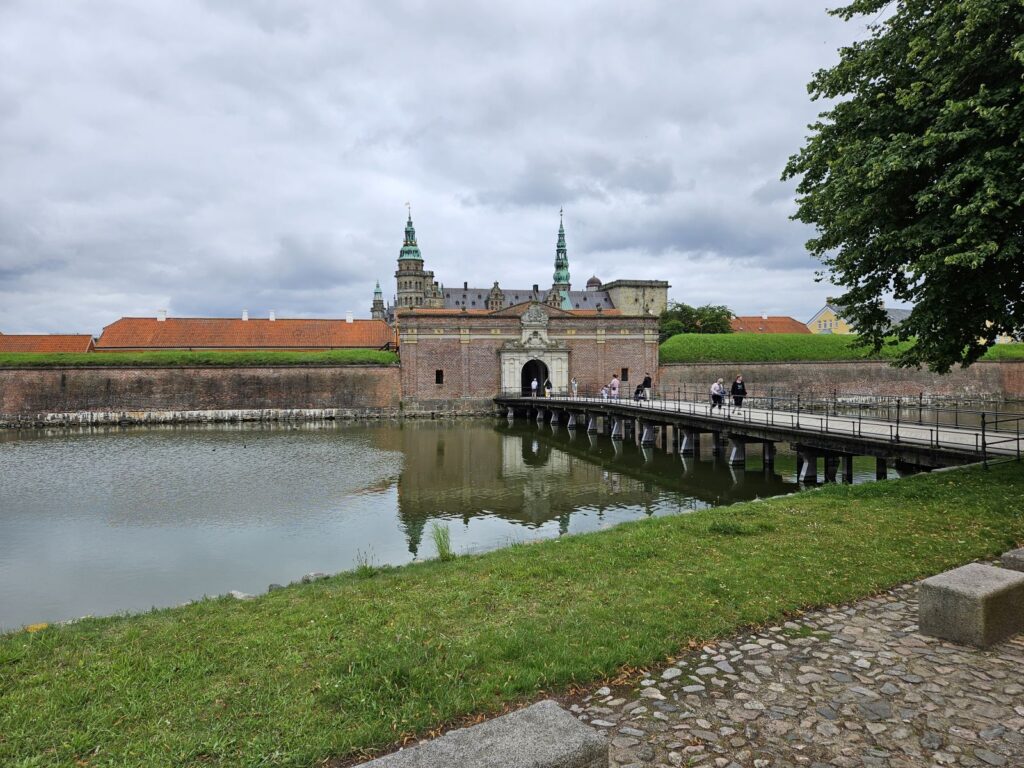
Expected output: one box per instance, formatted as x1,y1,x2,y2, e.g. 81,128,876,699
355,700,607,767
1000,548,1024,573
918,563,1024,648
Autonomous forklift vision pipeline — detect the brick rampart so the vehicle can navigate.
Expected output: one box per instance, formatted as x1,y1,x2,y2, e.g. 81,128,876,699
0,365,402,424
656,360,1024,400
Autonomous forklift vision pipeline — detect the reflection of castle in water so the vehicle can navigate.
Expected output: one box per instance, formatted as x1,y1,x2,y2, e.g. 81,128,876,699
370,421,659,555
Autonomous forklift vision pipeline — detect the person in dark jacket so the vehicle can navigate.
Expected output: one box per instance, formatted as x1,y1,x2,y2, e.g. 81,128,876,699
641,372,653,400
730,374,747,412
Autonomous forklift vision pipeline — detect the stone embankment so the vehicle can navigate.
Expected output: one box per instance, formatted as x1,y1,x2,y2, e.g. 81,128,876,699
568,582,1023,767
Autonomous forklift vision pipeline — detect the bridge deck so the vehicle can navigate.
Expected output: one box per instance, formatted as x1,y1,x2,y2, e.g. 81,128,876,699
495,395,1022,461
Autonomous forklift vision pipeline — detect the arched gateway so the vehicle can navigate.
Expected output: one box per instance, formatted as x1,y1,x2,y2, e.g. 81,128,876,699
520,359,548,396
499,304,569,396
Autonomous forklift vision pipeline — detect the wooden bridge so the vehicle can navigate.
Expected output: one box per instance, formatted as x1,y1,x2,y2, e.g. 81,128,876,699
494,392,1022,482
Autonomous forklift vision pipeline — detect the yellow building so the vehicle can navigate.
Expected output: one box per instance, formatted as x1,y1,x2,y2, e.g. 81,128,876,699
806,300,854,334
806,299,910,335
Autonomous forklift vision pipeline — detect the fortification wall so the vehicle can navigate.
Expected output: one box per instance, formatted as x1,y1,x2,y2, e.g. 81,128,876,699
0,365,403,426
656,360,1024,400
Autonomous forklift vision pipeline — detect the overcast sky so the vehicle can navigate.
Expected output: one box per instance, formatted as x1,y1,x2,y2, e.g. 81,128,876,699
0,1,879,334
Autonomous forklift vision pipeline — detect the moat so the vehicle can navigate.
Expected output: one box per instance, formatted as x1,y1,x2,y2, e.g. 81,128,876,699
0,419,888,631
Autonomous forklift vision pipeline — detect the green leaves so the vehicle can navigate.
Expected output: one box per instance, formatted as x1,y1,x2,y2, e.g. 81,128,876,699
784,0,1024,372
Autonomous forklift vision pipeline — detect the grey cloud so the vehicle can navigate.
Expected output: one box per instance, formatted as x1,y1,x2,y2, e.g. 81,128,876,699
0,0,866,333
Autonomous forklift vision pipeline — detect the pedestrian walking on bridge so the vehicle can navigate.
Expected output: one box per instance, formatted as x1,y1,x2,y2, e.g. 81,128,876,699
731,375,747,413
710,378,725,412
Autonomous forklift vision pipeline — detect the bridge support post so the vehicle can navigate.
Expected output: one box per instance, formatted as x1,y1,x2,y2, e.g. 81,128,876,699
611,417,625,440
640,421,657,446
536,408,545,423
566,412,577,429
727,437,746,466
711,431,723,457
586,413,598,433
842,455,855,484
824,454,839,483
550,409,560,426
679,430,700,458
797,448,818,483
507,406,515,419
762,441,777,468
664,425,674,454
876,458,888,481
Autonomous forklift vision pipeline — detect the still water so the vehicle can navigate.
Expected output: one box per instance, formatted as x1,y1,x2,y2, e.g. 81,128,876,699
0,419,882,631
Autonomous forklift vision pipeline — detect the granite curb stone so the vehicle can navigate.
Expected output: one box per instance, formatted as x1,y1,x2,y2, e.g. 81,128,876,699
919,563,1024,647
356,701,607,767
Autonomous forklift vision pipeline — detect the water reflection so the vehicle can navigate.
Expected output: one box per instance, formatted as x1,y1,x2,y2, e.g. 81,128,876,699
1,419,876,630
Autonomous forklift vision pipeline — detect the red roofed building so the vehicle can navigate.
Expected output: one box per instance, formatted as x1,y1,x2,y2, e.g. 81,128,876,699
95,315,395,352
731,316,811,334
0,334,95,353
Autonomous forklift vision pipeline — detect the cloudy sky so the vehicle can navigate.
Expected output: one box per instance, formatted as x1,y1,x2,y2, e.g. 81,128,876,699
0,1,879,334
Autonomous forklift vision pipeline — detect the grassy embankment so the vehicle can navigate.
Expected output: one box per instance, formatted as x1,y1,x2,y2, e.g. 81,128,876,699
0,349,399,368
659,333,1024,363
2,462,1023,767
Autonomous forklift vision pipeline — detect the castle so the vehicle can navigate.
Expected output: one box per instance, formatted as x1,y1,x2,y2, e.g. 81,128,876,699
380,210,668,407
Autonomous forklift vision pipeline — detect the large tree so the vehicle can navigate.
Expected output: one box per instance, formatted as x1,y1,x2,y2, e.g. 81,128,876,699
783,0,1024,372
659,302,734,342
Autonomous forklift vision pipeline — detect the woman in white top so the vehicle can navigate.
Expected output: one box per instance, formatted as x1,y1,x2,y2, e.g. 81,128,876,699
710,378,725,411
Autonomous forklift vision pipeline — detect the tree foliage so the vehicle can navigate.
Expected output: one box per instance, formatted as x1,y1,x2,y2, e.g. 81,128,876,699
783,0,1024,372
659,301,734,342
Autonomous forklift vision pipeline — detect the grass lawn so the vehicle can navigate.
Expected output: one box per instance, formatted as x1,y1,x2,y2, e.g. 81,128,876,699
659,333,1024,364
2,462,1023,766
0,349,399,368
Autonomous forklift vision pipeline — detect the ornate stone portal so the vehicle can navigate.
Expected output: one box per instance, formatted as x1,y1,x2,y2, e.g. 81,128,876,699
499,304,569,393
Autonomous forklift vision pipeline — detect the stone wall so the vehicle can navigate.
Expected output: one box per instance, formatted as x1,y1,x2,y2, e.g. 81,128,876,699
0,365,403,425
656,360,1024,400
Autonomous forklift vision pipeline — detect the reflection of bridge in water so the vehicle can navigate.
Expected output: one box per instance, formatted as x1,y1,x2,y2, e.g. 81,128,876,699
496,394,1024,482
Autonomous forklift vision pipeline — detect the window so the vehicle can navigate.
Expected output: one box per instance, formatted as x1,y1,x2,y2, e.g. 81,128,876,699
621,367,629,382
435,369,444,385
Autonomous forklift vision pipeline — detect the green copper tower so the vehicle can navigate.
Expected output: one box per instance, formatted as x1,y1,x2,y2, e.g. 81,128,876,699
553,208,570,289
399,209,422,262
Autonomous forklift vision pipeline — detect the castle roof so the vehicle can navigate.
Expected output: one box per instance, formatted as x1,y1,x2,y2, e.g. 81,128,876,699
731,316,811,334
443,286,613,311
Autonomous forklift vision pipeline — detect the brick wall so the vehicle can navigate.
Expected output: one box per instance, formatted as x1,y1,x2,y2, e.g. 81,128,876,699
656,360,1024,400
399,310,659,405
0,365,402,418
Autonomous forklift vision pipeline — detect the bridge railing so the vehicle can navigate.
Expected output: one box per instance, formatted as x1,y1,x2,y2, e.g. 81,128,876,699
497,387,1023,458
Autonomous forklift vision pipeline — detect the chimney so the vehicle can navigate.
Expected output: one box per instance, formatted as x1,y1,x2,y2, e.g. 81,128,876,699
242,309,249,321
269,310,276,322
157,309,167,322
533,284,539,294
345,311,354,323
463,281,468,290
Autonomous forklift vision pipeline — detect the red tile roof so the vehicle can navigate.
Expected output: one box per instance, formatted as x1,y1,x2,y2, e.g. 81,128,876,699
398,303,623,318
0,334,95,353
731,316,811,334
95,317,395,350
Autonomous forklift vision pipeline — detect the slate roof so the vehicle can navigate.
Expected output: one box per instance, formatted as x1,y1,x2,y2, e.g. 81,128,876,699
443,287,613,311
95,317,395,350
0,334,96,353
731,316,811,334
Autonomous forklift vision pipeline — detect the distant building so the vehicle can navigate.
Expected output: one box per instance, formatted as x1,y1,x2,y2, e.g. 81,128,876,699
0,333,95,353
95,314,394,351
392,211,662,404
806,298,911,335
731,315,811,334
388,209,668,318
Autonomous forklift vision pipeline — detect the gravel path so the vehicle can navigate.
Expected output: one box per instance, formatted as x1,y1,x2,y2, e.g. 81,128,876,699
567,583,1024,767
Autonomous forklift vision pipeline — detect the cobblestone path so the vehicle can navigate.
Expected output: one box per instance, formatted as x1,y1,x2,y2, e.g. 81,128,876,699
567,583,1024,767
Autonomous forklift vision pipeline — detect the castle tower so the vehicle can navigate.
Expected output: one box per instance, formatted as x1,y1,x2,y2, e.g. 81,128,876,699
486,281,505,310
370,281,386,320
552,208,570,291
395,207,429,309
